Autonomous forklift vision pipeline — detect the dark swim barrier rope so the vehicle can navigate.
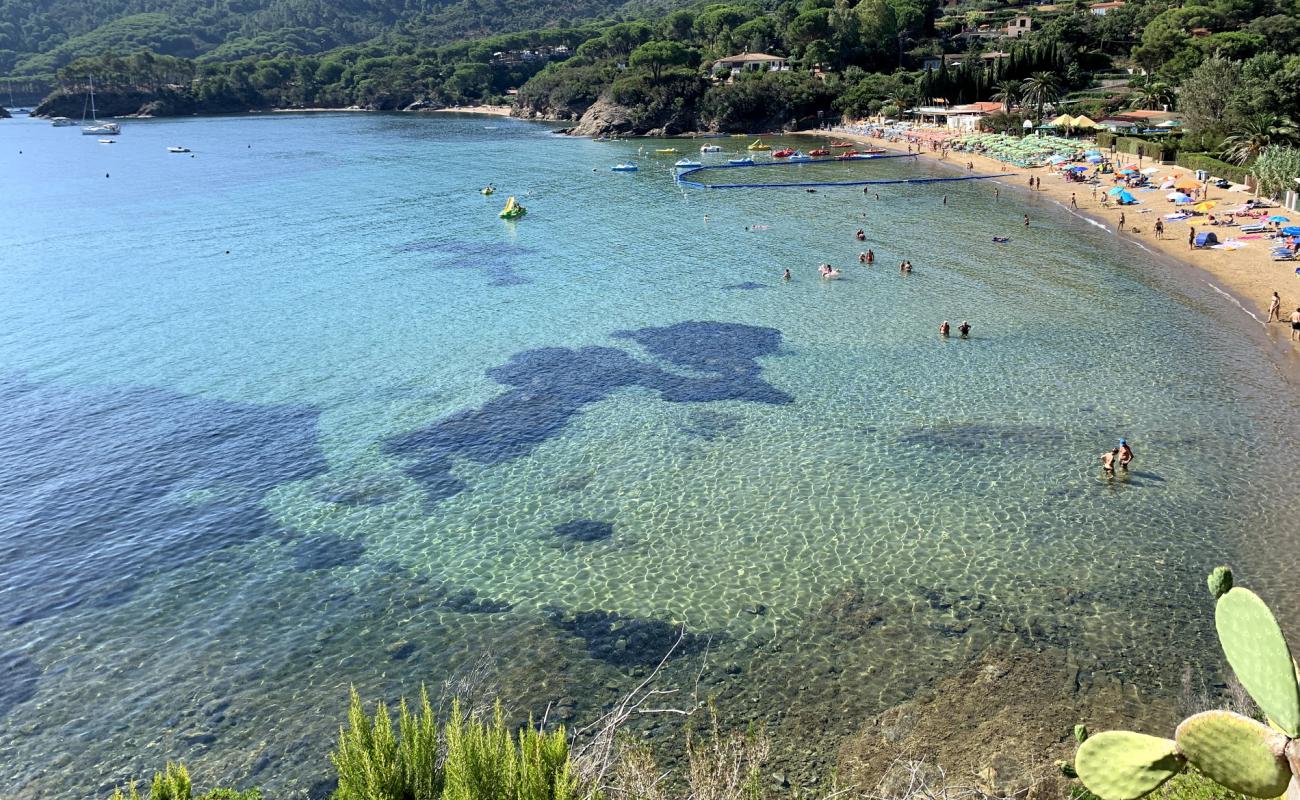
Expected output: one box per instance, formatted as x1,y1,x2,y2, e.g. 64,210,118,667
674,155,1016,189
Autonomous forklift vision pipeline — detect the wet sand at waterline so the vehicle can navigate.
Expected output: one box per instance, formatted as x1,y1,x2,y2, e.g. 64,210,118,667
812,127,1300,364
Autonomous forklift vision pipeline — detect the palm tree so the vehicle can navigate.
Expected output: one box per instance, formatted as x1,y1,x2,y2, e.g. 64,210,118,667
1220,114,1299,165
1020,71,1061,123
1128,75,1174,111
991,79,1019,114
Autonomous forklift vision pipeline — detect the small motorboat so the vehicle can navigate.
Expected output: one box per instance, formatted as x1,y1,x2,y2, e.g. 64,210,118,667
862,147,887,155
51,117,75,127
772,148,795,158
747,140,771,151
655,148,679,154
808,148,830,157
728,157,755,166
835,150,860,160
830,141,854,148
611,163,638,172
992,236,1011,244
788,152,812,162
674,158,702,169
98,138,115,144
499,196,526,219
700,144,722,153
167,146,191,153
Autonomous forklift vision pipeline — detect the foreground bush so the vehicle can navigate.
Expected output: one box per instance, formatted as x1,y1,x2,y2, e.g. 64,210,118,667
331,687,577,800
109,762,261,800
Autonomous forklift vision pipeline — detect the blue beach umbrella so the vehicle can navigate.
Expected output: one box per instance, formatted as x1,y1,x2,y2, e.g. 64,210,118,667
1174,194,1193,204
1087,154,1104,163
1282,226,1300,235
1108,186,1126,196
1118,168,1136,175
1048,155,1068,164
1267,215,1290,222
1067,165,1088,172
1118,191,1136,204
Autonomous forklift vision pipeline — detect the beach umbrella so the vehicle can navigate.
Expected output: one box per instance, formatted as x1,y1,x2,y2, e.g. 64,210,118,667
1108,186,1126,195
1087,154,1103,163
1048,154,1068,164
1174,194,1194,204
1174,177,1201,191
1118,191,1136,204
1193,201,1216,212
1141,167,1160,175
1067,165,1088,172
1160,180,1176,189
1267,215,1290,222
1118,169,1136,175
1281,226,1300,235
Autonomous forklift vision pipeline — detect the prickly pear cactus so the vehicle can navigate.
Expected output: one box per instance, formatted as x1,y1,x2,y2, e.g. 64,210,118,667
1175,711,1292,798
1216,587,1300,737
1074,731,1185,800
1208,567,1234,599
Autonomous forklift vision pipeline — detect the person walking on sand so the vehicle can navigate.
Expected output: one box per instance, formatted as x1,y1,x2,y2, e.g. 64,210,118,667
1070,193,1077,209
1266,291,1281,322
1189,226,1196,249
1292,307,1300,341
1118,212,1125,231
1155,218,1164,239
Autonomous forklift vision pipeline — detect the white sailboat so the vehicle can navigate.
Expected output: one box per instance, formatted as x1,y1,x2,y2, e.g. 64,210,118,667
81,77,120,136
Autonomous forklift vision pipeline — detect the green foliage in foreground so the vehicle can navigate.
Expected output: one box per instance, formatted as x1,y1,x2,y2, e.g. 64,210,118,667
1073,568,1300,800
331,687,577,800
109,761,262,800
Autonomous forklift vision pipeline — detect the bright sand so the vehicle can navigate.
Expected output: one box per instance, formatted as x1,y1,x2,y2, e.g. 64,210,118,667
811,127,1300,363
427,104,514,116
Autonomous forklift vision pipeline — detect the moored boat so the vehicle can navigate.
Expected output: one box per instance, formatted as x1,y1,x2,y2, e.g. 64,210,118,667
835,150,860,160
788,151,811,162
167,146,191,153
51,117,75,127
747,140,770,151
808,148,830,157
700,144,722,153
772,148,795,158
81,77,122,136
674,158,702,169
499,196,526,219
830,141,854,148
727,157,754,166
655,148,679,154
611,163,638,171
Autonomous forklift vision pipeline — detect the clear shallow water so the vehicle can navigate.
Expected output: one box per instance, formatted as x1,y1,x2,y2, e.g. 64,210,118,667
0,113,1297,798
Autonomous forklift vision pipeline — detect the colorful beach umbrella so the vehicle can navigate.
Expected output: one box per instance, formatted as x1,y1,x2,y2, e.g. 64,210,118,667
1267,215,1290,222
1281,226,1300,235
1108,186,1126,195
1193,201,1216,212
1174,177,1201,191
1087,155,1103,163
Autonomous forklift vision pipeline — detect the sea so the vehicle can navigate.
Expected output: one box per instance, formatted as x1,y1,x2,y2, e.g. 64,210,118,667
0,111,1297,799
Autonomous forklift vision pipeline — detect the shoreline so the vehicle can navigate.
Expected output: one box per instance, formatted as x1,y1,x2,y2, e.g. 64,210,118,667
424,104,514,117
800,127,1300,380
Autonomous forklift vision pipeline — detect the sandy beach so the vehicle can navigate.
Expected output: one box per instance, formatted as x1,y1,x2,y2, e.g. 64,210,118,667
426,104,513,116
805,126,1300,365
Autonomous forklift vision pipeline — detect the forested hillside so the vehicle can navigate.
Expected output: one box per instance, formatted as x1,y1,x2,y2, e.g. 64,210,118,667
0,0,660,74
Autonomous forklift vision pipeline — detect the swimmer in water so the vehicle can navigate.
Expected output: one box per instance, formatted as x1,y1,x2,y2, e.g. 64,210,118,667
1118,439,1133,470
1101,448,1118,475
783,268,791,281
940,321,950,337
855,229,866,241
958,320,970,338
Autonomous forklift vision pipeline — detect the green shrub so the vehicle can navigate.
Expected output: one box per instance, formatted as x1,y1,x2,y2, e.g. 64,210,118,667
330,688,577,800
107,763,261,800
331,685,443,800
1174,153,1252,185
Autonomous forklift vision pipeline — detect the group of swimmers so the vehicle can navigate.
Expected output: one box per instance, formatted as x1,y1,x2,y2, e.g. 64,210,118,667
939,320,971,339
1101,439,1135,475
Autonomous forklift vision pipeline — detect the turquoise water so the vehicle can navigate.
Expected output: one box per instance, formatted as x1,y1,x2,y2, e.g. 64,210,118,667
0,112,1297,798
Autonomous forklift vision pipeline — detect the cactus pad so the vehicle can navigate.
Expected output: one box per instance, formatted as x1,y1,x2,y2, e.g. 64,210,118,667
1075,731,1185,800
1208,567,1234,599
1175,711,1291,798
1216,587,1300,736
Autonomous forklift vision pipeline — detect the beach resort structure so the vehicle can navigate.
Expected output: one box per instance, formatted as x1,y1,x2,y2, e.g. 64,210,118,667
1088,1,1126,13
905,101,1003,131
712,53,790,77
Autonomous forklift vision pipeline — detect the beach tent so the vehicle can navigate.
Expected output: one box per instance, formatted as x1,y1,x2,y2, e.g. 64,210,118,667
1194,232,1219,247
1117,191,1137,204
1109,186,1127,195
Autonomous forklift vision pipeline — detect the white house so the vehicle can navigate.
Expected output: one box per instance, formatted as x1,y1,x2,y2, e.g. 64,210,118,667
1089,1,1125,14
712,53,789,76
1005,15,1033,38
